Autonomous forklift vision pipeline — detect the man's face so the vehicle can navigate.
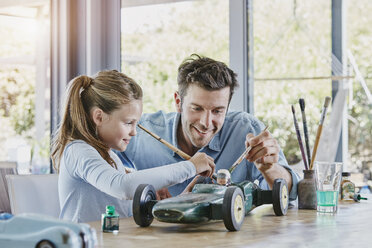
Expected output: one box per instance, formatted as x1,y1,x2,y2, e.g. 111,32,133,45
175,84,230,149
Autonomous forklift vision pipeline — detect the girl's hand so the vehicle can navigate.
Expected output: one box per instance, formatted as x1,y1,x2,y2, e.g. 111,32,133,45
189,152,215,178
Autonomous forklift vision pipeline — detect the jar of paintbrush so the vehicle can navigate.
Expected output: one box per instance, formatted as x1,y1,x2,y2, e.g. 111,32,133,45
298,170,317,209
293,97,332,210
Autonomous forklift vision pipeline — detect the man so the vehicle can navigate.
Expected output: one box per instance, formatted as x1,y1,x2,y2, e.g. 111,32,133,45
117,54,298,201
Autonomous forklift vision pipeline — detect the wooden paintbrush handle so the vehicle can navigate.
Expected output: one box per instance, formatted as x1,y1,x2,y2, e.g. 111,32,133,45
164,143,191,160
228,126,268,174
137,124,216,179
310,125,323,170
138,124,191,160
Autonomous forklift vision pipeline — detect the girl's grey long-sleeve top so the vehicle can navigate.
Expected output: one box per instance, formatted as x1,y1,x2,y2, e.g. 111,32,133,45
58,140,196,223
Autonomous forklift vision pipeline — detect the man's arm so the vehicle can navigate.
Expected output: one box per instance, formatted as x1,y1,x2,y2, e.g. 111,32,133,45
254,162,292,192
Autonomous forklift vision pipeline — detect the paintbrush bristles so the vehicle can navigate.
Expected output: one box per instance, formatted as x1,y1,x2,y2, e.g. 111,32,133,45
324,96,331,107
291,105,309,170
299,98,311,167
299,98,305,111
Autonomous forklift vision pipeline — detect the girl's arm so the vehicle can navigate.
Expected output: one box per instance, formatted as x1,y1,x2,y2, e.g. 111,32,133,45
64,141,196,200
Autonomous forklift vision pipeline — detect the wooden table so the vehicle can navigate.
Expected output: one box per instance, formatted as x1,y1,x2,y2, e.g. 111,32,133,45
89,197,371,247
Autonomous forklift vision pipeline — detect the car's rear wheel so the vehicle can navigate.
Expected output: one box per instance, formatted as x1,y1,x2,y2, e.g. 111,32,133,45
36,240,55,248
222,186,245,231
133,184,156,227
272,178,289,216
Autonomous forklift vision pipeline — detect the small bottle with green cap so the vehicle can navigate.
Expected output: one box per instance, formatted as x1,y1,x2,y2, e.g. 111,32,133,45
101,205,119,233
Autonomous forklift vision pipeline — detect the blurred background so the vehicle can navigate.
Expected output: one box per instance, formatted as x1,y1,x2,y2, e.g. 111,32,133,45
0,0,370,191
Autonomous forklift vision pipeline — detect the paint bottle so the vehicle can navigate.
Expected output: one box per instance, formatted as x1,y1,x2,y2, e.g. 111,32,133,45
101,205,119,233
341,172,355,201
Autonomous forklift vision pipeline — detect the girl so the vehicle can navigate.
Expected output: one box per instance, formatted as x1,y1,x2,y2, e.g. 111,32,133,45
51,70,214,223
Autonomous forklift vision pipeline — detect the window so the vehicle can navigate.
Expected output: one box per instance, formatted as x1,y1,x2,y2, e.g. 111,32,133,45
253,0,372,175
253,0,332,164
121,0,229,113
0,2,51,174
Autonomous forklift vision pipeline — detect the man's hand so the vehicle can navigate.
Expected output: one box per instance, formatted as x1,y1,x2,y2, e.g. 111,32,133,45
245,129,292,192
245,130,280,171
156,188,172,200
189,152,215,178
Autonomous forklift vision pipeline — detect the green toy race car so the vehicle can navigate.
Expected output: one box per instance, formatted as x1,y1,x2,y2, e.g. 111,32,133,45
133,177,289,231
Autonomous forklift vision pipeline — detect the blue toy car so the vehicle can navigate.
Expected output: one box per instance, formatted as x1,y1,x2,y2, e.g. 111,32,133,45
0,213,97,248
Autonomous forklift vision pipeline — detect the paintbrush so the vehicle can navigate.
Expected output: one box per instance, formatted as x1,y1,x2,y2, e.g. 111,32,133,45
299,98,311,167
137,124,217,179
291,105,309,170
228,126,269,174
138,124,191,160
309,96,332,170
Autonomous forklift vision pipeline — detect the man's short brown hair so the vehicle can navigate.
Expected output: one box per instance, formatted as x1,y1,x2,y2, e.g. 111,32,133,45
177,54,239,102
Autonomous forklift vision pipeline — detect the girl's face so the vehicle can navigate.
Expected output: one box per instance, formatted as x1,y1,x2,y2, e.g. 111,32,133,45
95,99,142,152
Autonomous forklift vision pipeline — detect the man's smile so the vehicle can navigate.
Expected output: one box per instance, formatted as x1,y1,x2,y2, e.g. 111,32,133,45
192,125,214,136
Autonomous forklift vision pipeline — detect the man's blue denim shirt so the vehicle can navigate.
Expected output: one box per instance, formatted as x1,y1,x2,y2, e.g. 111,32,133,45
115,110,299,200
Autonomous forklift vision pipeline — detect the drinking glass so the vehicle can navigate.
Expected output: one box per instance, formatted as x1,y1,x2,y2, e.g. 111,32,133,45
314,161,343,213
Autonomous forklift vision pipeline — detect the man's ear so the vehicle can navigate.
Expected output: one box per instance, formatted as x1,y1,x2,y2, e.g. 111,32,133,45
174,91,182,113
91,107,104,127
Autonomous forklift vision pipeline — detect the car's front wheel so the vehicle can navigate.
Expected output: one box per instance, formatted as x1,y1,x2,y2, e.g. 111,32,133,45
133,184,156,227
222,186,245,231
36,240,55,248
272,178,289,216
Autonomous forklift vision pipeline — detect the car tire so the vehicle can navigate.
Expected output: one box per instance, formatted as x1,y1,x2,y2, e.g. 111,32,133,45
272,178,289,216
36,240,55,248
133,184,156,227
222,186,245,231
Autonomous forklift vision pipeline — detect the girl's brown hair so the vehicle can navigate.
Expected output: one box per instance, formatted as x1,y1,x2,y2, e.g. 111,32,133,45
51,70,142,172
